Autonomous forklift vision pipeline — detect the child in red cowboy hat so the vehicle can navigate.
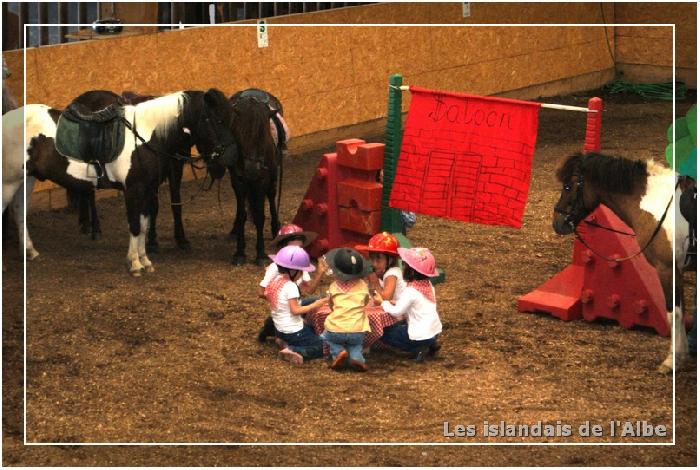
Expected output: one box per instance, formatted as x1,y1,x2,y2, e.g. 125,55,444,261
356,232,406,304
321,247,373,372
380,247,442,362
257,224,328,343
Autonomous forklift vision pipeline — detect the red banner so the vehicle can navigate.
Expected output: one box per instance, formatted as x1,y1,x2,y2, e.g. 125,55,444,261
389,86,541,228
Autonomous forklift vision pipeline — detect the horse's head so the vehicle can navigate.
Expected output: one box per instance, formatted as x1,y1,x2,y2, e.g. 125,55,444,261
553,152,649,235
194,88,236,167
552,153,598,235
230,95,278,172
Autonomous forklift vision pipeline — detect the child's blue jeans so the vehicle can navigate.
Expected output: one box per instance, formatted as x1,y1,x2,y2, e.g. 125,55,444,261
276,324,323,360
381,322,436,353
320,331,366,364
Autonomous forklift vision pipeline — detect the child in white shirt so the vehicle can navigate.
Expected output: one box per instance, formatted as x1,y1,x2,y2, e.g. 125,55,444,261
356,232,406,304
381,247,442,362
257,224,327,343
264,245,328,364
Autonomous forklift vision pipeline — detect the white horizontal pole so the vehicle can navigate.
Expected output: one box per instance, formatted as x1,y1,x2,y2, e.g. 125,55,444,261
540,103,597,112
396,86,597,112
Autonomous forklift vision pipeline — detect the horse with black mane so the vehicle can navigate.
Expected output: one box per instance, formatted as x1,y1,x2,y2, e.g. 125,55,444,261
42,90,200,252
206,89,285,265
25,88,232,275
553,151,689,373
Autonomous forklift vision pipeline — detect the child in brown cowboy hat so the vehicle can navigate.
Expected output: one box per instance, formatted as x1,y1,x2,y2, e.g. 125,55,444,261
321,247,373,371
257,224,328,343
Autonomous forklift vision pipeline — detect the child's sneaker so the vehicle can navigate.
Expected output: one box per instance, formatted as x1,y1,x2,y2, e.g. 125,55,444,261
350,359,368,372
412,345,430,362
279,348,304,365
330,350,349,370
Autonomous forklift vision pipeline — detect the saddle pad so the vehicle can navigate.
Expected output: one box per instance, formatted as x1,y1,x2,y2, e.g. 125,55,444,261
55,104,126,164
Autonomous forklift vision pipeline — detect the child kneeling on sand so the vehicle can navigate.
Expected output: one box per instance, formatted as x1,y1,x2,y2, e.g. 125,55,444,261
321,247,372,372
381,247,442,362
257,224,327,343
264,245,328,365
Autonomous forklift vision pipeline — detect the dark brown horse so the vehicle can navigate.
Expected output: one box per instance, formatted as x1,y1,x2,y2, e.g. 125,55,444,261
206,94,281,265
553,152,689,373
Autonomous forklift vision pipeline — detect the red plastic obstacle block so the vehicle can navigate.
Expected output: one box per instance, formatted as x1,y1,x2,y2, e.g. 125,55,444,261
292,139,385,258
292,153,339,259
336,139,384,235
518,206,669,336
577,207,668,336
517,239,586,321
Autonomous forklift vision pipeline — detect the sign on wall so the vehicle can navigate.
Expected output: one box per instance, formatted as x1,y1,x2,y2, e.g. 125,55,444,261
257,19,268,48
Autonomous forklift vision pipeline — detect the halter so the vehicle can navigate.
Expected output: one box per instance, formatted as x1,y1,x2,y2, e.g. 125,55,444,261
553,172,588,230
198,100,237,164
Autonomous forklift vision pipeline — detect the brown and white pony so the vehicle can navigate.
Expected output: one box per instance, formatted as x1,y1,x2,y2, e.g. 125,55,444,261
40,90,198,251
553,152,689,373
23,88,233,275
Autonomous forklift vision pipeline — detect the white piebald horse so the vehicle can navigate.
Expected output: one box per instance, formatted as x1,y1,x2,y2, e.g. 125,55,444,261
553,152,690,373
2,104,53,260
15,89,234,275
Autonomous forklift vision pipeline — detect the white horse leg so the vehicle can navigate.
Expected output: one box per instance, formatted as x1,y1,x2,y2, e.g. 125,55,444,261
659,307,689,373
138,214,154,273
11,178,39,260
127,231,144,276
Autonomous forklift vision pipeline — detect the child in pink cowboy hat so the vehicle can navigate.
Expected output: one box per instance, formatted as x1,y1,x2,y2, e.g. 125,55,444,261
264,245,328,364
380,247,442,362
257,224,328,343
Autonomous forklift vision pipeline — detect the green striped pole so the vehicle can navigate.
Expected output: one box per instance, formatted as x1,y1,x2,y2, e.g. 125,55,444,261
381,74,445,284
381,73,405,233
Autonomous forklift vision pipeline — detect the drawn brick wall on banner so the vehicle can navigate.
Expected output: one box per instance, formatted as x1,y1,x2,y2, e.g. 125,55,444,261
389,86,541,228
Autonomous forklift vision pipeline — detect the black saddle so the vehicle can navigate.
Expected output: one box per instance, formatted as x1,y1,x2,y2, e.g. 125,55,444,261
55,98,126,165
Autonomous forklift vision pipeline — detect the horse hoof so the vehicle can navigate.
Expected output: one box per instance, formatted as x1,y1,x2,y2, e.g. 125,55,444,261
232,256,246,266
657,363,673,374
144,265,155,273
255,257,267,267
130,269,143,278
146,243,159,254
91,232,102,241
27,250,39,261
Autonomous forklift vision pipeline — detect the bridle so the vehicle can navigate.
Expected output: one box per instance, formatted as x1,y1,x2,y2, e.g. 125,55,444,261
555,169,675,262
198,100,237,164
554,172,589,231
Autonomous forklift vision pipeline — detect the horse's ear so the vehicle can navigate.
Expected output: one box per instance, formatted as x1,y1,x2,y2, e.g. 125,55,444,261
204,88,223,107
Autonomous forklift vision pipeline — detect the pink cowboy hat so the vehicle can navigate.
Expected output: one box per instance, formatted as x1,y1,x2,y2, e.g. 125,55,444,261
397,247,439,277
